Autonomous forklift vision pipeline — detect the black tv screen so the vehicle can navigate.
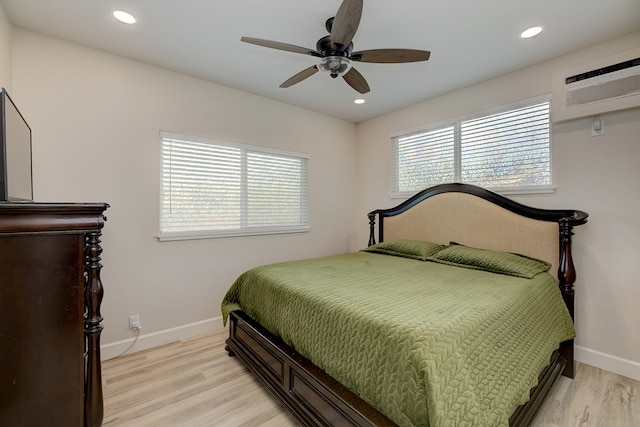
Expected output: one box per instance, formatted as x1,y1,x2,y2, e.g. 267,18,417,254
0,88,33,201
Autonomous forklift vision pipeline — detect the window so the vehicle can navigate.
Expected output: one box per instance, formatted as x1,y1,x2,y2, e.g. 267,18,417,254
160,132,309,241
391,98,551,197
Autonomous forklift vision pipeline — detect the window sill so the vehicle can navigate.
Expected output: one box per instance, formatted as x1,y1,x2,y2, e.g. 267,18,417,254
157,226,311,242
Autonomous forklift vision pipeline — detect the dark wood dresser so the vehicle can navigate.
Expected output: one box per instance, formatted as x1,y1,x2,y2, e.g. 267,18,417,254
0,202,109,427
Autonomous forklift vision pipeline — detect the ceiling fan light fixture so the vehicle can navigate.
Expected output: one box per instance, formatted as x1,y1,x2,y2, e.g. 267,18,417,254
354,98,366,104
318,56,352,78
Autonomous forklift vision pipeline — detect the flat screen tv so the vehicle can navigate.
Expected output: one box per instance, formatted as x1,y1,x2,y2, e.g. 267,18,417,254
0,88,33,201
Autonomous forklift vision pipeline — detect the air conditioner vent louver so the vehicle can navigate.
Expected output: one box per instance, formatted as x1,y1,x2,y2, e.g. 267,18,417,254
565,58,640,107
552,47,640,122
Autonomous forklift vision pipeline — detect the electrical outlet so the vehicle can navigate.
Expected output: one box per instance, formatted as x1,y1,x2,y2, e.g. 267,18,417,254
591,116,604,136
129,314,140,330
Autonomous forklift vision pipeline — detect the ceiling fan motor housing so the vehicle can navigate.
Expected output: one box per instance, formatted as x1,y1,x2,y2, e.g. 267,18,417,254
316,35,353,57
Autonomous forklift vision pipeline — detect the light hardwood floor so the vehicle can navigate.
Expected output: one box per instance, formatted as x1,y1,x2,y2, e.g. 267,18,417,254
102,329,639,426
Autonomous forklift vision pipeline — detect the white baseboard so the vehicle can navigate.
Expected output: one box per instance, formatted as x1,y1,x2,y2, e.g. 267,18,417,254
101,316,225,361
575,345,640,381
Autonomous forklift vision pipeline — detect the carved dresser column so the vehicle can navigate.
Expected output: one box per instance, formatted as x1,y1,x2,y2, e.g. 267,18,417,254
0,202,109,427
85,230,105,427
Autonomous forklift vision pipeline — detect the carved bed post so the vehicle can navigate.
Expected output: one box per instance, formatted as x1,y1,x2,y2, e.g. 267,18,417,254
368,212,377,246
84,230,105,427
558,218,577,378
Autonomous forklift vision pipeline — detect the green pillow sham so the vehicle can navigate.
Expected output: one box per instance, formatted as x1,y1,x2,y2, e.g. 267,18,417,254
426,242,551,279
361,239,445,261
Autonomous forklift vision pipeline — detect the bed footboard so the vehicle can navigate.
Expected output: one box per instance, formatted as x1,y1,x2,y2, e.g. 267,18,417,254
225,310,396,427
226,310,567,427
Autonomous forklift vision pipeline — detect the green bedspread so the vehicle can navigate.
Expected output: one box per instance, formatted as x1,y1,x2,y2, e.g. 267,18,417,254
221,252,575,427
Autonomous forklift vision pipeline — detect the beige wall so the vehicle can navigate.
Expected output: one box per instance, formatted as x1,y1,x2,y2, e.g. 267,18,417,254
11,29,358,357
0,4,11,89
356,32,640,380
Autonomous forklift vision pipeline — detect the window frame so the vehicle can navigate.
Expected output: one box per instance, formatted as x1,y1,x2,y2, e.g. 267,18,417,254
159,131,310,241
390,95,554,199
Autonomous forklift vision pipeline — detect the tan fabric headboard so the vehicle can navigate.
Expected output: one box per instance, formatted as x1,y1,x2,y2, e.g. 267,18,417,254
382,192,560,280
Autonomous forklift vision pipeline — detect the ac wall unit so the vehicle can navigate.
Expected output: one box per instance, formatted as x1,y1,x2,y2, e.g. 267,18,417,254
551,46,640,123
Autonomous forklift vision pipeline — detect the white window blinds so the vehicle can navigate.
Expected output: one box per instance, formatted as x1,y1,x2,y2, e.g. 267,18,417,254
160,132,309,240
393,126,455,192
460,102,550,188
392,99,551,196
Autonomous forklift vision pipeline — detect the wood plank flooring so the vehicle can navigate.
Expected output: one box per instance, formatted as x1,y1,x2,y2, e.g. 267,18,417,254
102,329,639,426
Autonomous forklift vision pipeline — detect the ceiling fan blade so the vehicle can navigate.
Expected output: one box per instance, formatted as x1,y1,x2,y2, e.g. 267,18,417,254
280,66,319,88
351,49,431,63
342,67,370,94
241,37,322,57
331,0,363,51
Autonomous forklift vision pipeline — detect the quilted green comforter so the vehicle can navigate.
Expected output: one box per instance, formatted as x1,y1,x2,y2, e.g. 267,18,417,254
221,252,575,427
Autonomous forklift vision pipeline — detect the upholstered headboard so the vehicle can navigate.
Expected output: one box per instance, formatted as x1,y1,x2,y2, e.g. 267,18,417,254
368,184,588,284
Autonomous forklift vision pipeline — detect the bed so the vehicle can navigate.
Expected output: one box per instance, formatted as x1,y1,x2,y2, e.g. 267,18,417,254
222,183,588,427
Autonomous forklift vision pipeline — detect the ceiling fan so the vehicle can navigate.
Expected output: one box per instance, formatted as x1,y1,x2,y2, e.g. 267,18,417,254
240,0,431,94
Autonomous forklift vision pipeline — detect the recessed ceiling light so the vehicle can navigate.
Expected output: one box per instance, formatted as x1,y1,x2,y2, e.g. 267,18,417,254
113,10,136,24
354,98,366,105
520,26,543,39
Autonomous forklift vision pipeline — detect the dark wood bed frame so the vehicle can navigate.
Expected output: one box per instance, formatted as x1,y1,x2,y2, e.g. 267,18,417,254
225,183,588,426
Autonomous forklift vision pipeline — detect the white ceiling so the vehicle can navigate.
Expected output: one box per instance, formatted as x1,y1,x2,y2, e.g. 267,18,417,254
2,0,640,123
